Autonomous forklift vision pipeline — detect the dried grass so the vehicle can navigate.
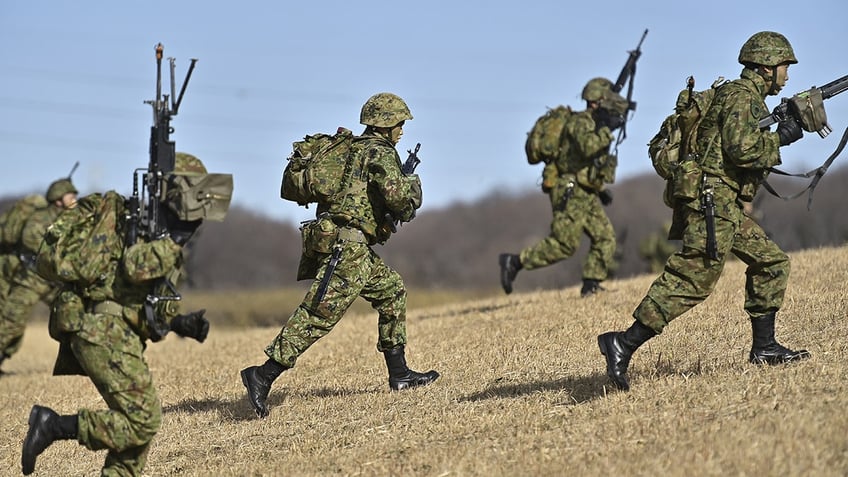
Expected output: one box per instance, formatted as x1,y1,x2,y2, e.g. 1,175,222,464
2,246,846,476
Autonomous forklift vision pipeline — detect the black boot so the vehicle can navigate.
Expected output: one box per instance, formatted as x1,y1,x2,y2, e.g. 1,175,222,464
240,359,285,418
22,405,78,476
580,279,604,297
597,320,656,391
749,313,811,365
499,253,522,295
383,346,440,391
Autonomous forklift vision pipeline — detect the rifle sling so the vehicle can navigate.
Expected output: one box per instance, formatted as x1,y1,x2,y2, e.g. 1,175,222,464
762,126,848,209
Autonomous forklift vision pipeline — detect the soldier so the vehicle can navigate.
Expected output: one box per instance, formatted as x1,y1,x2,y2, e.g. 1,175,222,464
0,179,77,373
240,92,439,419
21,153,233,476
0,194,48,302
598,32,810,392
499,78,627,297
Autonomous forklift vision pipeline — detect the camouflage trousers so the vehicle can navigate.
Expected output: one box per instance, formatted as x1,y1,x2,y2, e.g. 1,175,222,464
68,311,162,477
634,179,789,333
0,269,55,359
265,240,407,368
519,183,616,281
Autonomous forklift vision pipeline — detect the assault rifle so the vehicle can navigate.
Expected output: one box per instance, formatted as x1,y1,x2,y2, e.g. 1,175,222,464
758,73,848,209
609,29,647,152
759,73,848,137
385,143,422,233
127,43,197,341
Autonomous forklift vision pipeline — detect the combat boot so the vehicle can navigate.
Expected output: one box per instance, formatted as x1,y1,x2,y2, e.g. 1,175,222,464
240,359,286,418
749,313,811,365
383,346,440,391
499,253,522,294
597,320,656,391
22,405,78,476
580,279,604,297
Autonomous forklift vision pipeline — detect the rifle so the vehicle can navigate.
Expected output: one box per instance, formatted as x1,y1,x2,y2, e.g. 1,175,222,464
128,43,197,341
609,29,648,152
385,143,422,233
758,73,848,137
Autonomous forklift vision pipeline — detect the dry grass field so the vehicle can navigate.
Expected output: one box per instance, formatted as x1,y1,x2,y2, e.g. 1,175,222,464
1,246,846,476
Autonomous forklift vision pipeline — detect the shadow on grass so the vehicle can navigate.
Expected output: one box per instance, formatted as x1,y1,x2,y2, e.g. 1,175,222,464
459,371,617,404
417,298,543,321
164,389,291,422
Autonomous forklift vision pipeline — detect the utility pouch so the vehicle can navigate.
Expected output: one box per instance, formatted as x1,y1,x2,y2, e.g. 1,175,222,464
48,290,85,340
541,161,558,192
673,157,702,203
302,217,338,255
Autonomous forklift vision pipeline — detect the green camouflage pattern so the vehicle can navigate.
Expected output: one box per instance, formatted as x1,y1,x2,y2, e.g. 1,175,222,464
46,178,78,203
738,31,797,66
265,240,408,367
175,152,208,174
697,69,782,201
519,108,617,281
359,92,413,128
582,77,614,102
525,106,572,165
639,222,678,274
265,130,420,368
0,194,47,248
633,67,791,333
44,190,189,474
0,204,63,360
324,133,420,244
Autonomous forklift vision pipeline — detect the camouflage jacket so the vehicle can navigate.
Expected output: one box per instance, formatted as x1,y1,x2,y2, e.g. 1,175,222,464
21,204,64,256
697,68,782,201
552,109,616,191
322,133,421,244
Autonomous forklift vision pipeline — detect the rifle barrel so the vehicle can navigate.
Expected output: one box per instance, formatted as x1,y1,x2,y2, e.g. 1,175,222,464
820,74,848,100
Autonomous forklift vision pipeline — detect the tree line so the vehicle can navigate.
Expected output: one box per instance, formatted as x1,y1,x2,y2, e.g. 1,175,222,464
3,166,847,292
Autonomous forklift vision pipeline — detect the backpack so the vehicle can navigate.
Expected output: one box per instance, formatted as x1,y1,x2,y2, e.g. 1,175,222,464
525,106,572,165
280,127,355,207
648,77,725,207
36,191,123,286
0,194,48,249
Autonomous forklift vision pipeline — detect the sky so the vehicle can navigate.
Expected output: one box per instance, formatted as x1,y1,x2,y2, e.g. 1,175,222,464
2,1,847,225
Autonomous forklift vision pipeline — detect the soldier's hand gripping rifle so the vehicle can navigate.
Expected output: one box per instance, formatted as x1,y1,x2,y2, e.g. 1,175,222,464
385,143,422,233
126,43,197,341
757,73,848,209
608,29,648,152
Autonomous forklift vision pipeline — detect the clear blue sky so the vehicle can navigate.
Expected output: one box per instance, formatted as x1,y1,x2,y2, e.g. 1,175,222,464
2,1,846,225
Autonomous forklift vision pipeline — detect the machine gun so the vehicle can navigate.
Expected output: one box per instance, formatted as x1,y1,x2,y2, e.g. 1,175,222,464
126,43,197,246
758,73,848,137
127,43,197,341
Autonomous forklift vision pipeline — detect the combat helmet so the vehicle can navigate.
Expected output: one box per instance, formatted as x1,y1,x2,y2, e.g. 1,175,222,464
582,77,630,116
738,31,797,67
164,152,233,222
360,92,413,128
46,179,78,203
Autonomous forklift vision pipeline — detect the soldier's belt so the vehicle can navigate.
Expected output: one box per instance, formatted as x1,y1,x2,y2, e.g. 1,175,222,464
337,227,367,243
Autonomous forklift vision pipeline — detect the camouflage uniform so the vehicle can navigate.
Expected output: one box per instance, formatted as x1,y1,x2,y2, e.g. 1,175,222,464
500,78,626,296
638,222,678,274
22,153,232,476
598,32,810,392
0,180,74,369
0,195,47,302
241,93,439,419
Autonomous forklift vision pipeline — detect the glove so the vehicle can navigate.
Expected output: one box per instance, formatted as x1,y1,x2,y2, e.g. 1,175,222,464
594,109,625,132
777,118,803,146
170,309,209,343
599,189,613,206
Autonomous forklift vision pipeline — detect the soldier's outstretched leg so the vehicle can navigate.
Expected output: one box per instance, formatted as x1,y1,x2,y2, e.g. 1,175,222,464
383,346,439,390
597,320,656,391
498,254,522,294
240,358,286,418
21,405,78,475
749,313,810,365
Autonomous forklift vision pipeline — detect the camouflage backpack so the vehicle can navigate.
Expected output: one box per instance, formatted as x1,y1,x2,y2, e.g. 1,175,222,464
0,194,48,250
525,106,572,165
648,77,725,207
281,127,355,207
36,191,123,286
